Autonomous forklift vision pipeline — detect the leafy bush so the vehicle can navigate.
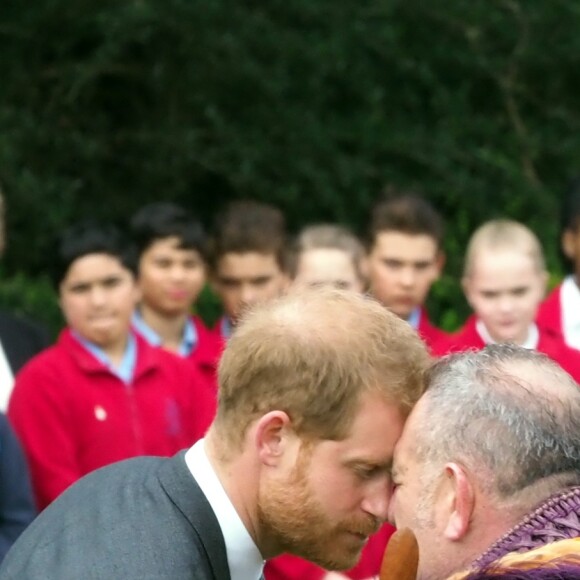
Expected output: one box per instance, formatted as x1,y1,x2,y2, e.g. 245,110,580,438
1,1,578,329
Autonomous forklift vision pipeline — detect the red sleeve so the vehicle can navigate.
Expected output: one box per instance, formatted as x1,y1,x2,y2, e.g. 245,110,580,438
183,363,217,443
7,360,82,511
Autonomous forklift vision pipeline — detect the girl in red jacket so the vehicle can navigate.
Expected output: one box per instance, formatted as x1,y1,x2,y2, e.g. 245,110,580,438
435,219,580,383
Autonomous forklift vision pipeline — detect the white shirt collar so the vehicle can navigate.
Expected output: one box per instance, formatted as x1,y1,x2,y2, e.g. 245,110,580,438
0,339,14,412
476,320,539,350
185,439,264,580
560,276,580,350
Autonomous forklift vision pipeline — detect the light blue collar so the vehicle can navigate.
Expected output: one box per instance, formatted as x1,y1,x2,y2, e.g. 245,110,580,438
73,331,137,385
407,307,421,330
221,316,234,340
132,310,198,356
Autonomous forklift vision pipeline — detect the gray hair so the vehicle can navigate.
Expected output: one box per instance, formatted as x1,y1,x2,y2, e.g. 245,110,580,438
417,344,580,499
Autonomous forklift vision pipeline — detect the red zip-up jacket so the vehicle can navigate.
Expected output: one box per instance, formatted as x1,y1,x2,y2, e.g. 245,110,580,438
8,329,216,510
416,308,449,355
187,316,223,393
537,284,565,341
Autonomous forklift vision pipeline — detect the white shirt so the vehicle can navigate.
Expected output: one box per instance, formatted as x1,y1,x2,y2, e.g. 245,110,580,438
185,439,264,580
560,276,580,350
476,320,539,350
0,339,14,412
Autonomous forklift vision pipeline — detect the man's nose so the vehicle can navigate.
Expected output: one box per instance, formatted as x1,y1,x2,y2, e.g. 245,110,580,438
169,265,187,281
89,287,107,306
240,284,258,305
399,267,416,288
361,479,391,522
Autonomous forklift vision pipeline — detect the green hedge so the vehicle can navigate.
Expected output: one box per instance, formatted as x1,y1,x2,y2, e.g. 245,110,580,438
1,1,578,331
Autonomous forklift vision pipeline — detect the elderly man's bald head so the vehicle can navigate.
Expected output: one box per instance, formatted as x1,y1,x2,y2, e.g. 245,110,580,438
213,287,431,452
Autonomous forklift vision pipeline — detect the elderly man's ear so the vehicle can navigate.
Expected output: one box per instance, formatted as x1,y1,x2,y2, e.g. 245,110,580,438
440,463,475,541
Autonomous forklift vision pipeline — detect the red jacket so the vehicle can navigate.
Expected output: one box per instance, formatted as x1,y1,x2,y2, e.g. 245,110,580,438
8,329,216,510
435,316,580,383
417,308,449,354
537,285,565,341
187,316,223,393
264,523,395,580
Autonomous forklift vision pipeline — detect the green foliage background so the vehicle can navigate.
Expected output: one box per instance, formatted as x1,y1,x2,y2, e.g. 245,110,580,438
1,0,579,334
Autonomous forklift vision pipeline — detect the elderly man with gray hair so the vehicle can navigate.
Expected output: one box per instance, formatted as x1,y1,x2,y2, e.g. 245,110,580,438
389,344,580,580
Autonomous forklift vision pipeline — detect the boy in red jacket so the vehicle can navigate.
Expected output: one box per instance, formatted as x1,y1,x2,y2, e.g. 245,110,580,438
436,219,580,382
366,190,447,352
537,177,580,350
8,221,215,510
129,202,221,391
209,200,290,340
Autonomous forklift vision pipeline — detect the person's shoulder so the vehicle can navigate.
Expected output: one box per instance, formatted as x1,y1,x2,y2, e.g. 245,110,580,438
537,330,580,382
537,283,564,334
0,310,51,344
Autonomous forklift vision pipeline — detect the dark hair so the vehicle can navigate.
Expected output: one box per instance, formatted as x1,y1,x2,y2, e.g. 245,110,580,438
51,220,137,288
129,202,206,259
367,188,444,250
208,200,288,271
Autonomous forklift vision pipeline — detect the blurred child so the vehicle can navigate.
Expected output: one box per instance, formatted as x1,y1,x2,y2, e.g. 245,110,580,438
266,225,394,580
437,219,580,381
366,191,447,351
130,202,221,389
537,177,580,350
8,221,214,510
209,200,289,339
291,224,366,292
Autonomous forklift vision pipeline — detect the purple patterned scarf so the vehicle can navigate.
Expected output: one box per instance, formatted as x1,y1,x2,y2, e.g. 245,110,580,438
472,486,580,570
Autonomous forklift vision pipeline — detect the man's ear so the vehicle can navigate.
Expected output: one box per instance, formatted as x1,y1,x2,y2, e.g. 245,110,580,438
254,411,293,467
441,462,474,542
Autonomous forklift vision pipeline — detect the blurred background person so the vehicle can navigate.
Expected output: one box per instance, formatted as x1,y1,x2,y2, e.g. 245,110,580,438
0,412,36,564
0,185,50,412
366,190,447,352
538,176,580,350
436,219,580,382
129,201,221,392
8,221,214,510
208,200,290,340
290,223,366,293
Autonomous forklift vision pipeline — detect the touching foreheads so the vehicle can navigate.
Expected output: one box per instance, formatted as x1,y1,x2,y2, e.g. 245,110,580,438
213,287,431,453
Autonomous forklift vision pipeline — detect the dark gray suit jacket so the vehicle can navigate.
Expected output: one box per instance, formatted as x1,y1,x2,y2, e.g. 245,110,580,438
0,451,231,579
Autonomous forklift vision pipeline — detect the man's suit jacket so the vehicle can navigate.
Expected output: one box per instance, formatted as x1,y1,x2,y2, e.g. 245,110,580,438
0,311,50,375
0,452,231,580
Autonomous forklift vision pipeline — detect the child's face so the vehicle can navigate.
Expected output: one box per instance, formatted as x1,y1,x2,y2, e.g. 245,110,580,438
367,232,443,319
293,248,364,293
59,253,139,351
138,236,206,316
463,249,546,345
212,252,288,324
